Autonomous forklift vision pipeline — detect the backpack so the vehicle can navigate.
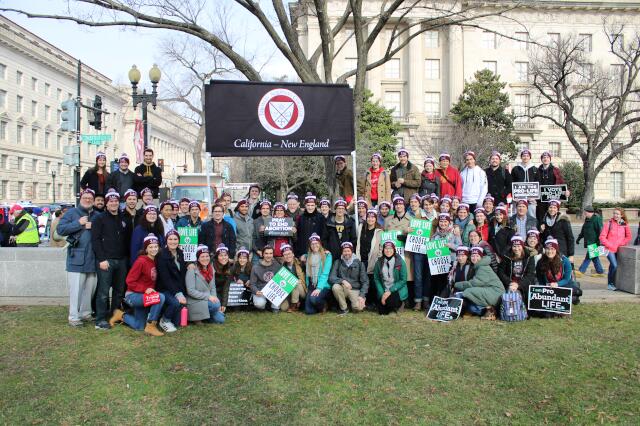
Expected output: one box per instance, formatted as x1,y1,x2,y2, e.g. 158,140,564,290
500,290,528,322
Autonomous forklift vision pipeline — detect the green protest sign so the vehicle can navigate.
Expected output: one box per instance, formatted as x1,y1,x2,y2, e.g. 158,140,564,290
380,230,404,256
425,239,451,275
262,267,299,306
178,227,198,261
587,243,608,259
405,218,432,254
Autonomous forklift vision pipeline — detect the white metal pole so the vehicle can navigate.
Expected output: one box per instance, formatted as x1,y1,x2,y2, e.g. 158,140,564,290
351,150,359,236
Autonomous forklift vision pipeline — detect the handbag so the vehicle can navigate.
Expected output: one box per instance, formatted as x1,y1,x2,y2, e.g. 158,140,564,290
143,291,161,307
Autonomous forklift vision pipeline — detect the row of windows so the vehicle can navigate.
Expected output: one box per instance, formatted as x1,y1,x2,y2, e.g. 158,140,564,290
0,63,71,100
0,180,74,201
0,154,67,176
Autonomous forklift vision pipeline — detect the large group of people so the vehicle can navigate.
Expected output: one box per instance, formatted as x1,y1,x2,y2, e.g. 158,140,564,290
1,147,637,335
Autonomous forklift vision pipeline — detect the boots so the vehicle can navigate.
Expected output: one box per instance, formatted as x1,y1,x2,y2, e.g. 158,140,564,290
109,309,124,327
413,301,422,312
144,321,164,337
287,302,299,313
481,306,497,321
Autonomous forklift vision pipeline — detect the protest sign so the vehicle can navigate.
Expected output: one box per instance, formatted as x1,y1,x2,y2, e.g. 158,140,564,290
587,243,609,259
512,182,540,200
178,227,198,261
264,217,295,237
427,296,463,322
426,239,452,275
405,218,432,254
227,282,250,307
262,267,299,307
528,285,572,315
380,230,404,256
540,184,568,202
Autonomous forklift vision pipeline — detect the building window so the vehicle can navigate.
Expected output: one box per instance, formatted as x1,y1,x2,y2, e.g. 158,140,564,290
547,32,560,46
578,34,592,52
16,95,23,113
0,63,6,79
57,109,62,124
16,125,24,144
612,142,624,160
56,88,62,100
515,62,529,82
32,128,38,146
424,31,439,48
425,59,440,80
577,96,594,125
482,61,497,74
0,89,6,109
44,105,52,121
18,157,24,171
384,91,401,118
0,121,6,140
424,92,441,118
0,155,6,169
16,70,23,85
549,142,561,158
481,31,496,49
611,172,624,199
45,132,51,149
385,58,400,79
18,182,25,199
577,63,593,83
44,83,51,96
517,141,530,152
515,32,529,50
31,77,38,91
56,134,62,151
31,101,38,118
514,94,530,123
0,181,7,200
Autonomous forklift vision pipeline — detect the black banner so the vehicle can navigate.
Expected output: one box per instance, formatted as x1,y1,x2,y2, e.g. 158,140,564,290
540,185,568,203
427,296,463,322
227,282,250,307
528,285,572,315
205,81,354,156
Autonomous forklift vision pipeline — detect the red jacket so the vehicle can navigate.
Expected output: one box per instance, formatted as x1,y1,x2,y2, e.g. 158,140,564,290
599,219,632,253
126,255,157,293
436,166,462,199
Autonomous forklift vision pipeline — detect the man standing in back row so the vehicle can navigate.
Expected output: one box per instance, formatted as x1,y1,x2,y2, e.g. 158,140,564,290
134,148,163,206
484,151,512,206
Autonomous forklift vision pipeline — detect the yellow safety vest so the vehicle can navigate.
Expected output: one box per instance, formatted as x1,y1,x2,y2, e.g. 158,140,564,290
16,213,40,245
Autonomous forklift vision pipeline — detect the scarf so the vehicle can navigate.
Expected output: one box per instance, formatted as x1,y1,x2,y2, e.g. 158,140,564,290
199,263,214,283
545,214,558,228
343,253,356,267
308,252,322,286
381,255,396,290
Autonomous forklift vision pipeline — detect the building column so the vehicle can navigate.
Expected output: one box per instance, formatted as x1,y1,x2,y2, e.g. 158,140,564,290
408,19,423,116
447,26,465,113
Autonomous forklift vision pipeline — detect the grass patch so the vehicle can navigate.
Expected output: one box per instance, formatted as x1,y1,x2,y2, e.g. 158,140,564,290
1,304,639,424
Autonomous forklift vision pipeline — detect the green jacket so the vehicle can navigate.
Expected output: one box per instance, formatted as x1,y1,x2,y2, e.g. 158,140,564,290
577,214,603,247
373,254,408,301
454,256,503,307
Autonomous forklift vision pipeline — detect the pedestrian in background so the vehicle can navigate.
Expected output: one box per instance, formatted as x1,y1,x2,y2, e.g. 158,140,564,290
576,206,605,278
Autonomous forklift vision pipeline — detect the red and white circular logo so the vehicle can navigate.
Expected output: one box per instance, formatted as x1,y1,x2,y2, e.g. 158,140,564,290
257,88,305,136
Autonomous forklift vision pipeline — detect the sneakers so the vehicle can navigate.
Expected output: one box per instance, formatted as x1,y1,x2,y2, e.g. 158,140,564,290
575,271,584,278
95,320,111,330
159,318,178,333
591,273,606,278
109,309,124,327
607,284,617,291
337,309,349,316
68,320,83,327
144,321,165,337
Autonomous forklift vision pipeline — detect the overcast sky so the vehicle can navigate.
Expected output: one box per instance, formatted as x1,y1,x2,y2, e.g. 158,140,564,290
2,0,293,85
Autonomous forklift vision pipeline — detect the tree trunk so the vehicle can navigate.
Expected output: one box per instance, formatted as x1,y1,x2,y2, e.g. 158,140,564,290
192,125,205,173
582,163,596,211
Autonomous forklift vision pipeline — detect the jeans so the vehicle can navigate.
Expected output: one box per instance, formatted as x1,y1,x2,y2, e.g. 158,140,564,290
305,288,331,314
123,292,166,330
454,292,485,316
412,253,428,303
95,258,127,322
161,292,183,325
578,252,604,274
607,252,619,286
207,300,225,324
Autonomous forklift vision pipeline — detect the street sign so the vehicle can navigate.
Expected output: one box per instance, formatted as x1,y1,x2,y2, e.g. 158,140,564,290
81,134,112,145
63,145,80,166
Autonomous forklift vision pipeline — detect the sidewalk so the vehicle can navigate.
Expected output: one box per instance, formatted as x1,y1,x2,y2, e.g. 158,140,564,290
578,274,640,303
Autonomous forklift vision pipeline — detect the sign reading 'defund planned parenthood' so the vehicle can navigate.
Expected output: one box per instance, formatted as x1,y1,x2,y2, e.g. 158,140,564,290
205,80,354,156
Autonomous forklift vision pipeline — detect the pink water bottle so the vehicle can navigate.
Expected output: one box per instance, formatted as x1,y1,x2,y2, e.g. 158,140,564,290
180,306,188,327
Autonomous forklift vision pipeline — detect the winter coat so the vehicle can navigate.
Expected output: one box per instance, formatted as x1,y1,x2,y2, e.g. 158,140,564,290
509,214,538,238
384,212,413,280
329,256,369,297
600,219,632,254
283,258,307,294
250,260,282,293
576,214,603,248
418,171,441,198
356,223,383,274
130,225,165,265
454,256,503,307
126,255,157,293
488,222,515,259
295,210,325,257
185,267,218,321
436,165,462,199
497,249,537,294
233,212,254,253
305,252,332,291
460,166,488,206
214,262,233,307
485,165,512,205
155,247,188,297
199,219,236,257
80,168,109,195
336,168,354,203
323,216,357,260
364,168,392,205
373,254,408,301
510,163,537,183
536,255,573,287
455,215,476,246
540,214,575,257
91,210,127,262
107,169,135,198
535,164,564,188
390,161,421,199
175,215,202,231
475,240,499,273
133,162,163,198
56,205,99,273
252,215,271,253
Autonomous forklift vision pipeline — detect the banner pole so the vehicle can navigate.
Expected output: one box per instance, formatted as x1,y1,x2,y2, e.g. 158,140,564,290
206,152,212,217
351,150,359,236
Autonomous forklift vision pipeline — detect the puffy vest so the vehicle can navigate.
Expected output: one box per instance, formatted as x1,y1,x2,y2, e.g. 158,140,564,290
16,214,40,245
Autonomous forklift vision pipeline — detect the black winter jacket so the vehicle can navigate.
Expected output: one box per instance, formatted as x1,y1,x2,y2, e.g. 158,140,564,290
107,169,135,198
155,247,188,297
485,166,512,205
540,214,575,257
488,223,515,259
80,168,109,195
497,249,537,295
322,216,357,260
199,219,237,257
91,211,127,262
133,163,163,197
295,210,325,257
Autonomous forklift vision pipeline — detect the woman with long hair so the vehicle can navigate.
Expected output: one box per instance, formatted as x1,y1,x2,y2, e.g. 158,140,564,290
419,157,441,198
473,208,490,242
80,151,110,195
155,230,188,332
453,246,503,320
231,246,252,295
373,241,408,315
540,200,575,259
488,203,514,259
526,229,543,267
448,246,474,296
279,243,306,312
498,236,536,303
468,229,498,273
213,244,233,312
600,207,632,291
130,205,165,265
304,233,333,315
356,209,383,309
186,245,226,324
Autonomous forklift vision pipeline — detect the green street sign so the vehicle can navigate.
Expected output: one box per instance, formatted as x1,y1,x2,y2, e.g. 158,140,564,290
81,134,112,145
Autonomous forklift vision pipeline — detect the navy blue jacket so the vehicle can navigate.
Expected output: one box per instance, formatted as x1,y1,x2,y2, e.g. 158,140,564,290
57,205,99,273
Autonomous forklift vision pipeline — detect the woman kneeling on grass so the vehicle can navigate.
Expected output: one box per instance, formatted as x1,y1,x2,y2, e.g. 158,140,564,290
497,236,536,304
186,245,225,324
304,234,333,315
453,246,503,320
110,234,166,336
373,241,408,315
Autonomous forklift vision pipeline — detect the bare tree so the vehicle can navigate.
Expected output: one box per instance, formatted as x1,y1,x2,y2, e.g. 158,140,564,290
527,27,640,208
3,0,524,193
245,156,328,199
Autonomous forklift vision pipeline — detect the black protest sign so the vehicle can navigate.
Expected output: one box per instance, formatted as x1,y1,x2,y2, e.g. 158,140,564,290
540,185,568,203
512,182,540,200
427,296,463,322
527,285,572,315
264,217,295,237
205,81,354,156
227,282,250,307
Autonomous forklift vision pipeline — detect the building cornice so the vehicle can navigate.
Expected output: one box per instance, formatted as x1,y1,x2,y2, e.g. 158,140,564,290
463,1,640,11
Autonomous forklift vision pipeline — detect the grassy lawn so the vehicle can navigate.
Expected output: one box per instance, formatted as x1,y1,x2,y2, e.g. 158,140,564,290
1,304,639,425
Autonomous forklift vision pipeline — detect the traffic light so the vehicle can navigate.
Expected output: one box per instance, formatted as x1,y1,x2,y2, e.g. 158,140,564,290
89,95,102,130
60,99,77,132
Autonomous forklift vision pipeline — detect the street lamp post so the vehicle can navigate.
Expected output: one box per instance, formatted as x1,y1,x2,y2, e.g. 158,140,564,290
128,64,162,149
51,170,57,204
